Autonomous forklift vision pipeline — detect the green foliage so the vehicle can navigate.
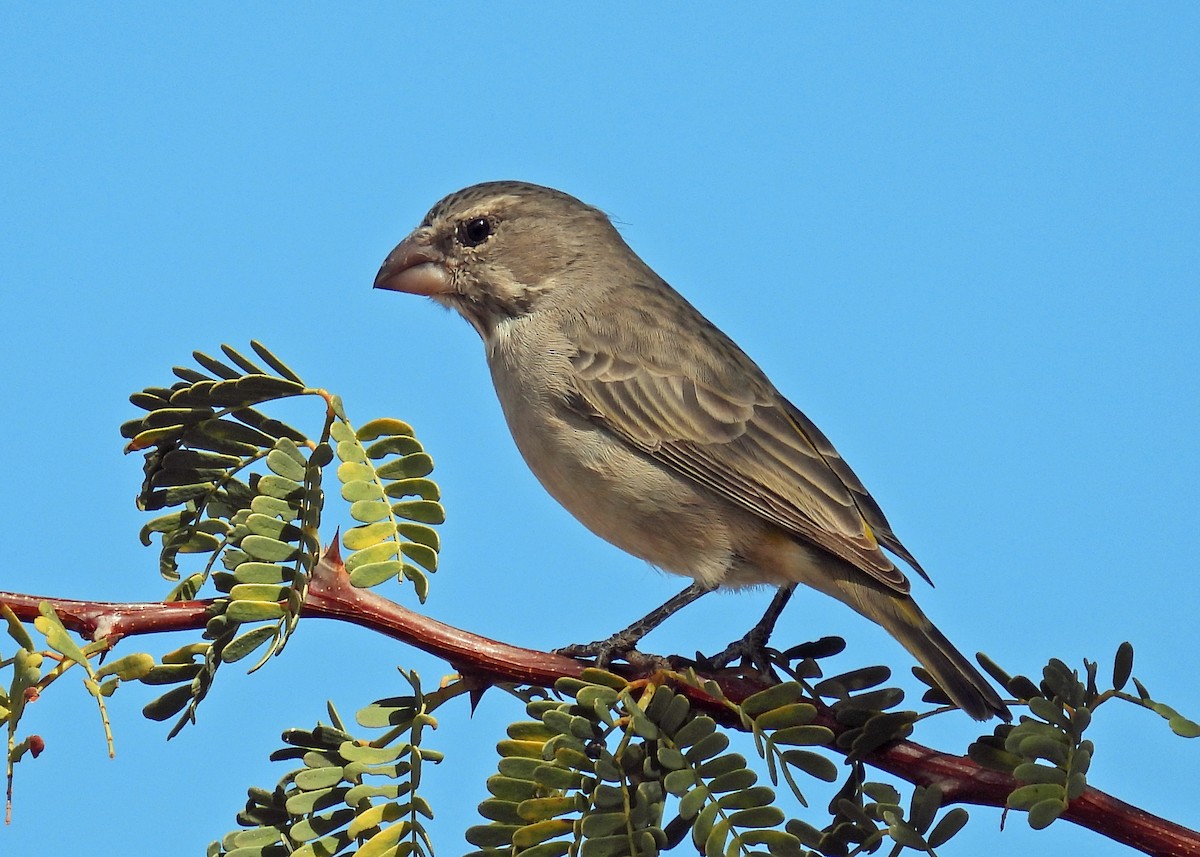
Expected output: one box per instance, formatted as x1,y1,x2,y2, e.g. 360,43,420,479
463,669,967,857
333,417,443,599
1,602,156,816
115,343,446,736
210,671,451,857
968,643,1199,830
783,762,970,857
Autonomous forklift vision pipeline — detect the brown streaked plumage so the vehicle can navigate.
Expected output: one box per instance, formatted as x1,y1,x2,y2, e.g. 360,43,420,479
375,180,1009,720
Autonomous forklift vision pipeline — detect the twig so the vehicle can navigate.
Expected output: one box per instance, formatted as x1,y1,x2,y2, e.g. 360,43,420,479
1,544,1196,857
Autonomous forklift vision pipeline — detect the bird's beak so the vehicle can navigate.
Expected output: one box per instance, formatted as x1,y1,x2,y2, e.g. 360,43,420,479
374,231,452,296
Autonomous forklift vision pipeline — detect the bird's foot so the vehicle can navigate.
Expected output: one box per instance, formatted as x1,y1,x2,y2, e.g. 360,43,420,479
555,634,670,671
555,583,714,670
700,627,781,677
698,584,795,677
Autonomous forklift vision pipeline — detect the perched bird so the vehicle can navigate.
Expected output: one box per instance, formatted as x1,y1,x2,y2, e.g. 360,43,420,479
375,181,1009,721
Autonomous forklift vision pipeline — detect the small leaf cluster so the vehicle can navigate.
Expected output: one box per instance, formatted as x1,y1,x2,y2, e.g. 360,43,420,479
1,603,156,815
726,681,838,808
211,671,446,857
466,669,676,857
122,343,326,657
465,666,972,857
117,343,445,735
969,643,1199,829
467,667,924,857
123,343,316,590
806,667,915,761
748,638,919,763
333,418,443,601
123,343,445,611
717,673,962,857
792,764,968,857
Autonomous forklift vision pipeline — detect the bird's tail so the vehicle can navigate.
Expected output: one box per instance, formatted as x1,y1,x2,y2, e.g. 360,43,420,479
754,535,1010,720
866,594,1010,721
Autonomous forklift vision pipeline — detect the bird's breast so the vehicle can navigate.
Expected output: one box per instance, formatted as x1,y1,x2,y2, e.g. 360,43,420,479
483,316,743,588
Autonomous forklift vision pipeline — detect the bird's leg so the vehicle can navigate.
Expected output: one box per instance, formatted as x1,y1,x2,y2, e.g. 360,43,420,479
706,584,796,671
555,581,713,666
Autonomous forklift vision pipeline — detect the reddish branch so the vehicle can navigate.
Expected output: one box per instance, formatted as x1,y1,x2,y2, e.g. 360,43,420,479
1,545,1196,857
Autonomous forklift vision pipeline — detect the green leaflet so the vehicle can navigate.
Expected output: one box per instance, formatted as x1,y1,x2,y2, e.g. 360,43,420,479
737,829,803,857
517,797,578,822
741,683,805,718
251,494,299,518
357,417,415,440
285,786,350,815
294,766,346,791
350,561,406,589
348,804,406,839
350,499,392,523
769,725,832,746
397,523,439,550
221,626,279,664
338,743,412,765
752,703,818,732
224,601,286,622
343,522,395,551
402,543,438,573
403,564,430,602
345,542,400,573
376,453,434,480
385,478,441,500
390,501,445,525
335,440,368,465
672,715,716,748
257,474,304,501
34,602,93,672
266,448,306,481
778,750,837,783
728,806,785,829
716,786,776,811
707,768,757,794
233,562,291,584
338,461,376,484
292,808,357,842
697,754,746,780
95,652,155,681
1013,762,1067,786
466,824,520,848
1027,798,1065,830
510,842,570,857
684,731,730,763
249,339,305,383
367,435,424,458
143,684,193,721
140,663,203,685
244,513,301,540
241,535,299,562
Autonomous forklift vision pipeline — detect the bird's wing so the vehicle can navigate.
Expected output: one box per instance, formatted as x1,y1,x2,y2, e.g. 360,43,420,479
773,396,930,584
562,285,921,593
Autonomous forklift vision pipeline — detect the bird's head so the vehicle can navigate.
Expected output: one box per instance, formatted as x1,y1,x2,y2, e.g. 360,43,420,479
375,181,622,337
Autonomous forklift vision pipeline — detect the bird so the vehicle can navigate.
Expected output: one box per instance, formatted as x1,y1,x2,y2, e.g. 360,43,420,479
374,180,1009,721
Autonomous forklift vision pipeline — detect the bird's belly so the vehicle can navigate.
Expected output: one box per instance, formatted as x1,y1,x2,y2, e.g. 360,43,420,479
489,365,737,588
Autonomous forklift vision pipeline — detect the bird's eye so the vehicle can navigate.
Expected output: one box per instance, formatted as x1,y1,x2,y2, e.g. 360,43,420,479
456,217,494,247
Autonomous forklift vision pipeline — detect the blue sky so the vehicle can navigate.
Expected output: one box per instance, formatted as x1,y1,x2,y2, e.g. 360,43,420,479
2,6,1197,855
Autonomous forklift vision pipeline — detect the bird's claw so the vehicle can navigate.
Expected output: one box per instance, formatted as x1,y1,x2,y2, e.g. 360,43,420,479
555,637,671,671
700,630,781,678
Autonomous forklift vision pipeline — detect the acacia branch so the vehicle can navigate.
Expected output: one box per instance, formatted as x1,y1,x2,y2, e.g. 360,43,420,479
1,546,1196,857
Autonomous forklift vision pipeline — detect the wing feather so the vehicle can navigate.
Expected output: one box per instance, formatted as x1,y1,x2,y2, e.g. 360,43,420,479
565,296,920,592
